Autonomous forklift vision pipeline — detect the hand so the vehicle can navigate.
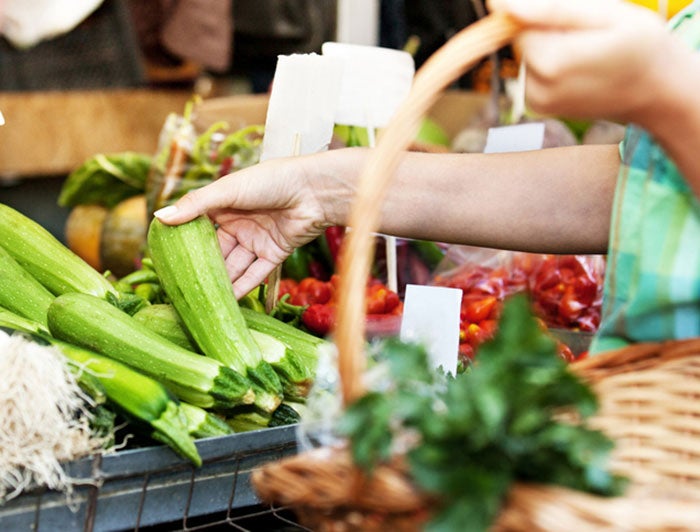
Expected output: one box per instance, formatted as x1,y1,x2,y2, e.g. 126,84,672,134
154,156,332,298
488,0,681,124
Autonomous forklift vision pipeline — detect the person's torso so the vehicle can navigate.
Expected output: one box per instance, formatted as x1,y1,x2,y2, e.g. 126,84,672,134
590,2,700,354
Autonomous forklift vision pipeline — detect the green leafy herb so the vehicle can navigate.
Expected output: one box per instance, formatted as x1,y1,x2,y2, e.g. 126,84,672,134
338,293,627,532
59,152,152,208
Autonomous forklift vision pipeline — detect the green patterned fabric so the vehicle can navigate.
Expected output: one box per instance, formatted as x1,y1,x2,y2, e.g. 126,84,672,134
590,2,700,354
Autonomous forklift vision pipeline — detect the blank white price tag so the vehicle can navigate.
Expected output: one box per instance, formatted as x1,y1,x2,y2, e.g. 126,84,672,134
321,41,414,129
260,53,343,162
483,122,545,154
400,284,463,375
322,42,414,294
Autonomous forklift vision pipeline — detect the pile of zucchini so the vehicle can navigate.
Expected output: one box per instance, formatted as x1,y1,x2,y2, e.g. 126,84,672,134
0,203,324,466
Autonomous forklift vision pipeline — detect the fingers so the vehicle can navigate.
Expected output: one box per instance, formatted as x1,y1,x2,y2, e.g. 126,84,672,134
152,166,257,225
152,183,222,225
224,245,257,282
231,258,278,300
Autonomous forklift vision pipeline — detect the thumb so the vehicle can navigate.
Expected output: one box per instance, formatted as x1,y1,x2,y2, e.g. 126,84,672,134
152,173,238,225
152,186,215,225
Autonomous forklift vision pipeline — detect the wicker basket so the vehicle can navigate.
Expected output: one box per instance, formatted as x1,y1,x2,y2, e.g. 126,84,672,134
252,12,700,531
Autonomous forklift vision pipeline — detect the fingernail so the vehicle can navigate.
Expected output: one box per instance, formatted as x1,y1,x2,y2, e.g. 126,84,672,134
154,205,178,220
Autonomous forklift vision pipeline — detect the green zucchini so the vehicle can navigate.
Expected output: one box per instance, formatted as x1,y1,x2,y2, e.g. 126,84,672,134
250,328,313,401
0,309,201,466
0,203,117,298
55,338,202,466
46,292,255,410
133,303,198,351
135,302,317,400
268,402,302,427
0,246,54,328
0,306,48,335
147,216,283,413
225,406,272,433
241,307,324,369
179,402,233,439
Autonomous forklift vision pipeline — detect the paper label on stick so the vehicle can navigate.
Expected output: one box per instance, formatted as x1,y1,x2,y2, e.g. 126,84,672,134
483,122,545,154
321,41,414,128
400,284,462,375
260,53,343,162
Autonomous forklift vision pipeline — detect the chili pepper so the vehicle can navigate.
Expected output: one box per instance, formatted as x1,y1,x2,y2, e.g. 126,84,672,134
238,285,266,313
409,240,445,271
529,255,603,330
282,248,311,281
302,304,335,336
118,268,160,287
290,291,313,307
463,296,499,323
297,277,333,305
218,156,233,177
270,293,305,327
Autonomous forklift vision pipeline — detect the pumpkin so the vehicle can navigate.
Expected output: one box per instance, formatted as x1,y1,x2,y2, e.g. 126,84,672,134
65,195,147,278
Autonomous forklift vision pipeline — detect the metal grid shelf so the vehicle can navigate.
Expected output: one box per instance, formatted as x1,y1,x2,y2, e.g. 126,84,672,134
0,425,299,531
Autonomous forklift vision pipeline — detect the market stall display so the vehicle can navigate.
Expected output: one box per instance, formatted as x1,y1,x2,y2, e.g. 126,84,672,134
2,4,679,528
0,200,326,514
251,11,700,531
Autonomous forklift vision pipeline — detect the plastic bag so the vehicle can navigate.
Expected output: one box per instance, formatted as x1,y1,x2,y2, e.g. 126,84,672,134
527,254,606,332
430,245,605,362
145,105,264,217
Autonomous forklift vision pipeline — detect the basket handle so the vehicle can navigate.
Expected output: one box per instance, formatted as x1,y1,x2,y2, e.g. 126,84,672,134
334,12,522,406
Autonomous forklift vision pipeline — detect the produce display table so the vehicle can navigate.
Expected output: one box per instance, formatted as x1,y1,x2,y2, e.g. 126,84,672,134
0,426,297,531
0,89,495,530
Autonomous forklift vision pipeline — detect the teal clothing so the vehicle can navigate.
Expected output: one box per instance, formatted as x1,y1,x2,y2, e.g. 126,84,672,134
590,2,700,354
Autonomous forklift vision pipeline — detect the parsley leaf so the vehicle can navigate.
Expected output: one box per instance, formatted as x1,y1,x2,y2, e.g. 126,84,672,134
339,293,626,531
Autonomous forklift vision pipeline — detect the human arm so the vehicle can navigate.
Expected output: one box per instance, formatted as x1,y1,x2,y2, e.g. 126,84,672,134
155,143,619,297
488,0,700,193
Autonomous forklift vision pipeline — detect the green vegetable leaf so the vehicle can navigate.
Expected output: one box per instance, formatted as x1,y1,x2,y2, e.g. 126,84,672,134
59,152,151,208
339,293,626,532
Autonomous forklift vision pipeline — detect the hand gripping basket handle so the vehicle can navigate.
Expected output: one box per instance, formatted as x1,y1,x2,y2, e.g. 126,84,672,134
333,12,522,405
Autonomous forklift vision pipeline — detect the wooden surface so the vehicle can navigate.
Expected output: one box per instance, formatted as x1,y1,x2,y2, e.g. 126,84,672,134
0,89,488,180
0,89,192,179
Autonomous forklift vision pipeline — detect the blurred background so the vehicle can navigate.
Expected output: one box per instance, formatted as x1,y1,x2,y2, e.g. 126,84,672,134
3,0,681,243
1,0,510,242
